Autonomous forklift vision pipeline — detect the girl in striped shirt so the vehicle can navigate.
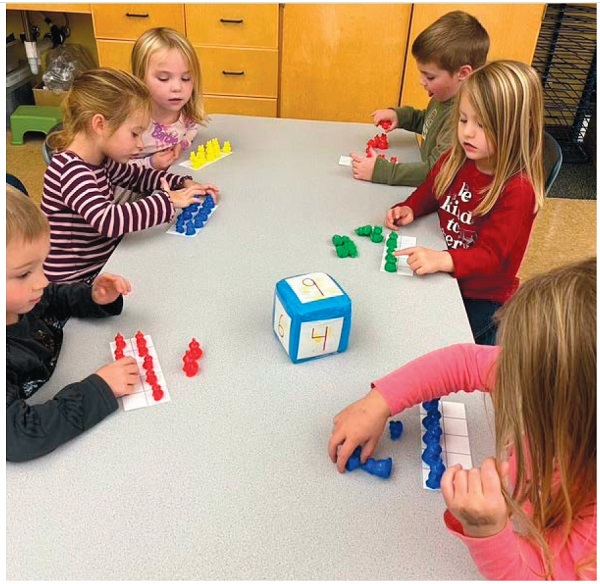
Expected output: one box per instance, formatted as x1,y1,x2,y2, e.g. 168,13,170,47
42,68,219,283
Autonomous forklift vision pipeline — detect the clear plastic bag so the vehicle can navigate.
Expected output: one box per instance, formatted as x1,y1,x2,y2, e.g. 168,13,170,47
42,44,95,91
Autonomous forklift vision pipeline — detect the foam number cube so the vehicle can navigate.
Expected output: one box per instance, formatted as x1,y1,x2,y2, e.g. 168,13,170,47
273,272,352,363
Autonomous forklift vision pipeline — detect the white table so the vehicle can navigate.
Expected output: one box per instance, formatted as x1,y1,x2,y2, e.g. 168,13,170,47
7,115,492,580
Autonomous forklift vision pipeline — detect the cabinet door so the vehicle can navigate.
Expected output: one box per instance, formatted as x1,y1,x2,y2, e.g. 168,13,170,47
186,4,279,49
96,40,134,71
280,4,411,122
401,4,547,109
92,4,185,40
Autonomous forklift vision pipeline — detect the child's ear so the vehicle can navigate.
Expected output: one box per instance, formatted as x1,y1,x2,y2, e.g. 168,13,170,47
457,65,473,82
90,113,107,135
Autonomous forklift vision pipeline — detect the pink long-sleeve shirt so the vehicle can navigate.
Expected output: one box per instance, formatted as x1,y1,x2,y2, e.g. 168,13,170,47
373,344,596,580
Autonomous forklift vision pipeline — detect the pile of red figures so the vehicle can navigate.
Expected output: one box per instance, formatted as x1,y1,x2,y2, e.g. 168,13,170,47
182,338,203,377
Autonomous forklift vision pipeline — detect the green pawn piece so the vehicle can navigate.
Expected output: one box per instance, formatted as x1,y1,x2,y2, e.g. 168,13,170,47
370,232,384,243
385,261,398,273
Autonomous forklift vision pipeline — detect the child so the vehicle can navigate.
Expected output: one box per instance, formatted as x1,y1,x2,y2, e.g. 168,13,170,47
6,186,140,462
351,11,489,187
329,257,596,580
42,68,219,284
130,27,207,171
386,60,545,345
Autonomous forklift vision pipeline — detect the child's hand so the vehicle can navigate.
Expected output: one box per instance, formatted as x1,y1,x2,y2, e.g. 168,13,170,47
160,178,207,209
150,144,183,170
441,458,510,538
182,178,221,203
394,247,454,275
328,389,392,473
350,148,377,181
371,109,399,132
96,357,140,398
92,273,132,305
384,205,414,230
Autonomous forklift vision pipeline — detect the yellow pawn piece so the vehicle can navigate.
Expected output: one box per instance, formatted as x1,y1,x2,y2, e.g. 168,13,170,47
196,144,205,157
223,140,232,154
214,139,221,157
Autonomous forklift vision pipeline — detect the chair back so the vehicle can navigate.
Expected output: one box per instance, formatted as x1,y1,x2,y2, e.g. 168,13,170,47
543,131,563,194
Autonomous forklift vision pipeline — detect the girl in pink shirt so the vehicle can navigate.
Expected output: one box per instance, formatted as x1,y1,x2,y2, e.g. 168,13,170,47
329,258,596,579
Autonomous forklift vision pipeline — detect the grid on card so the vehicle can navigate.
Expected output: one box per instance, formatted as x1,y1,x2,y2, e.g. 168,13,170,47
109,334,171,411
420,400,472,489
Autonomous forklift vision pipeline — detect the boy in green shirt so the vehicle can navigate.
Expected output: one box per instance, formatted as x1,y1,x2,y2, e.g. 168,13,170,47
351,11,489,187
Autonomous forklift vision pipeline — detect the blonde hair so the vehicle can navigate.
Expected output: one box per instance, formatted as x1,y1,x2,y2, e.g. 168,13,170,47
132,27,207,125
47,68,152,152
412,11,489,73
494,257,597,578
6,186,50,245
434,60,546,216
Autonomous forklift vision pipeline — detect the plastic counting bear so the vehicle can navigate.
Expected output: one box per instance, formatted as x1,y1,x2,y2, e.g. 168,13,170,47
273,272,352,364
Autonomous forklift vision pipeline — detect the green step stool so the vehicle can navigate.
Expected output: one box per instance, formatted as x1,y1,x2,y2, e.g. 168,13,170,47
10,105,63,145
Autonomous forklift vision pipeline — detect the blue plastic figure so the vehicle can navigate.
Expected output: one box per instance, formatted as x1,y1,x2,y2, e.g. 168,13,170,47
363,457,393,479
182,208,193,220
389,420,404,440
422,399,440,412
346,447,363,472
185,221,196,236
189,202,200,212
193,214,205,229
423,425,443,443
421,443,442,465
426,469,444,490
175,222,185,234
204,195,215,208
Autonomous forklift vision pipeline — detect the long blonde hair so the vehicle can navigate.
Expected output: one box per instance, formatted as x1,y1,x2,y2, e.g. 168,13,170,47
494,257,597,578
131,27,207,125
47,68,151,152
434,60,545,216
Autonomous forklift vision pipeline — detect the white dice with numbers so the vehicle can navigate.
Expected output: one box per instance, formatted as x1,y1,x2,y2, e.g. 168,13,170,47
273,272,352,364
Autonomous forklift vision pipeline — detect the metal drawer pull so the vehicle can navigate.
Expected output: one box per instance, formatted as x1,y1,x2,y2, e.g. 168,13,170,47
222,70,245,76
220,18,244,24
125,12,149,18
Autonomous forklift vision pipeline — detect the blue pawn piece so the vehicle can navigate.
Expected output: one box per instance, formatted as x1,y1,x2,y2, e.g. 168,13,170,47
198,208,210,220
193,214,205,228
421,443,442,465
189,202,200,212
204,195,215,207
346,447,363,472
422,414,441,431
175,221,185,233
429,459,446,476
182,208,193,220
362,457,393,479
389,420,404,440
423,425,443,443
426,469,443,490
185,221,196,236
422,399,440,412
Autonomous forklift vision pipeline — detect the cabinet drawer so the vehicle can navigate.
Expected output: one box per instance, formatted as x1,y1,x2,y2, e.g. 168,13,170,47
96,40,134,71
204,95,277,117
197,47,278,98
92,4,184,40
186,4,279,49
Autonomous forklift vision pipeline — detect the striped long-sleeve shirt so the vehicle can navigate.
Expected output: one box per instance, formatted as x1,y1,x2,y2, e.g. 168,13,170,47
42,151,184,283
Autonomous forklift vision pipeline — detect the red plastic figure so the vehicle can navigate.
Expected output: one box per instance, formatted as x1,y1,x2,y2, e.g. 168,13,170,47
152,384,164,401
188,338,203,360
183,359,200,377
114,348,125,360
142,355,154,370
379,120,392,131
390,156,398,164
145,370,157,385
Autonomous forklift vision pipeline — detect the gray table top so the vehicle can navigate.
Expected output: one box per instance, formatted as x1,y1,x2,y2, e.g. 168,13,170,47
7,115,493,580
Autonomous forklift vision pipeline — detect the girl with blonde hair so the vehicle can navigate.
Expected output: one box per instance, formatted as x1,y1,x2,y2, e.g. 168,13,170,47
130,27,208,171
385,60,545,345
329,257,596,579
43,68,217,283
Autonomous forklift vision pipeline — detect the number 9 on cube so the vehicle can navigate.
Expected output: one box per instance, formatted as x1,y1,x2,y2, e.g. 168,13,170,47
273,272,352,363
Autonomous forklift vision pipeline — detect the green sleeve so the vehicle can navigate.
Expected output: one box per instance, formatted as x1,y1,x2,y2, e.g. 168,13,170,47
392,106,427,134
372,158,428,187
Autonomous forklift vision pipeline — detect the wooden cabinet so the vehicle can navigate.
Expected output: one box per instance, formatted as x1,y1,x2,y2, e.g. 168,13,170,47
7,3,91,13
185,4,280,117
93,3,185,70
280,4,412,123
401,4,547,109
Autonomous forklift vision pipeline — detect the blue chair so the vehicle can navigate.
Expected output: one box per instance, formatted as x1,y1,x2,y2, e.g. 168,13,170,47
6,173,29,196
543,131,563,194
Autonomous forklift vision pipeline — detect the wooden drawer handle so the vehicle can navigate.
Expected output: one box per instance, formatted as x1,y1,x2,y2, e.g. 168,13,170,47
125,12,149,18
222,70,245,76
219,18,244,24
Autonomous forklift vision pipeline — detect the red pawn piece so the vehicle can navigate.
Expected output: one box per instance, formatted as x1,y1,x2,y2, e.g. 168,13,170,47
365,147,373,158
379,120,392,131
135,331,145,343
188,338,203,360
390,156,398,164
142,355,154,370
183,357,199,377
152,384,164,401
114,348,125,360
145,370,157,385
379,133,389,149
114,333,126,350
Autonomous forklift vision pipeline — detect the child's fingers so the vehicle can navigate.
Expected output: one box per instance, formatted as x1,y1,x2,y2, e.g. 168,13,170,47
480,458,504,495
160,177,170,192
441,464,462,503
349,152,363,162
393,247,416,257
